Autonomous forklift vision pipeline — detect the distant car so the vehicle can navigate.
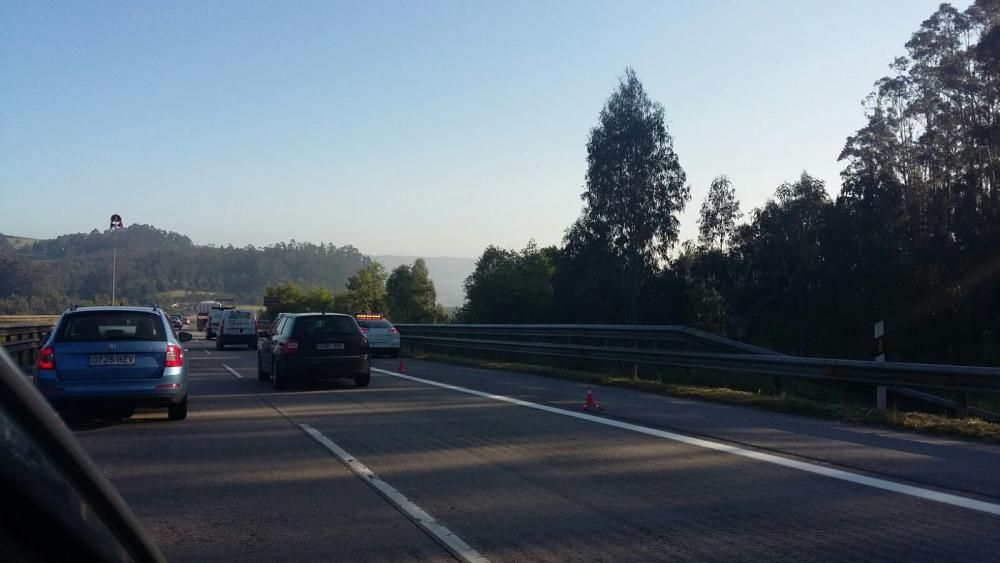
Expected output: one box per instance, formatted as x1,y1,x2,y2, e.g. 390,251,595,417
181,316,190,326
355,315,400,357
257,313,370,389
217,309,258,350
34,306,192,420
169,314,183,330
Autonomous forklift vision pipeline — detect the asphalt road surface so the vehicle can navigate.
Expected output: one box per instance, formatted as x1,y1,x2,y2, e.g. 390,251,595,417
71,338,1000,562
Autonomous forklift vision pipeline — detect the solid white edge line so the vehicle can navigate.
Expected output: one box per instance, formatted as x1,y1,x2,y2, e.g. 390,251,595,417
372,368,1000,518
222,364,243,379
299,424,490,563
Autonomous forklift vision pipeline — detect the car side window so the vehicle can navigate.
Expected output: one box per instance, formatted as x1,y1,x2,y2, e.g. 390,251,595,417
274,317,287,336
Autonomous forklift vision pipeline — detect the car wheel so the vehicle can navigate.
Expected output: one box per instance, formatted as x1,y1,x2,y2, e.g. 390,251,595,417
389,349,399,358
257,354,267,381
354,371,371,388
168,396,188,421
273,362,287,390
250,341,258,351
216,339,223,351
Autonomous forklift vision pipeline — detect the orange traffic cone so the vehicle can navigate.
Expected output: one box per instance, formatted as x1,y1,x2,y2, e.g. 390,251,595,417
580,385,602,411
398,357,408,374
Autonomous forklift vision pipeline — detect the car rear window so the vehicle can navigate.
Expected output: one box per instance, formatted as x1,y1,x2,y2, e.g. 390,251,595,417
357,320,392,329
226,311,253,320
56,311,167,342
293,316,358,339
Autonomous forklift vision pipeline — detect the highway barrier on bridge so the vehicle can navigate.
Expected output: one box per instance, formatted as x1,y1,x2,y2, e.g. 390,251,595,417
1,324,54,370
3,321,998,416
396,324,1000,416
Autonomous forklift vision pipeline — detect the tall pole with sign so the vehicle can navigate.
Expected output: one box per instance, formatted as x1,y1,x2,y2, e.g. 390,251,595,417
110,214,124,305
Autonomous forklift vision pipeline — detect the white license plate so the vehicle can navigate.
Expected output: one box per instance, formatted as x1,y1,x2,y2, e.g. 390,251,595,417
316,343,345,350
89,354,136,366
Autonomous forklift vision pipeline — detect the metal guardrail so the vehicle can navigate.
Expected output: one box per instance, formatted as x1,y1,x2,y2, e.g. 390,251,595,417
396,323,783,356
396,324,1000,394
1,324,54,370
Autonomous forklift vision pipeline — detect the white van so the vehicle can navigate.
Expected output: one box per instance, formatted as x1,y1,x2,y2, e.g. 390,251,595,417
217,309,258,350
205,308,225,340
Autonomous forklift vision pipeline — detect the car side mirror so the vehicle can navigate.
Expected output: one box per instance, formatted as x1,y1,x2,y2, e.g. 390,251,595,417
257,330,270,338
177,332,193,343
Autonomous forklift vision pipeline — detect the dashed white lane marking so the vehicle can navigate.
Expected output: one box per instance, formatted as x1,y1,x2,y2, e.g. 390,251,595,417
222,364,243,379
299,424,489,563
373,368,1000,518
204,349,212,356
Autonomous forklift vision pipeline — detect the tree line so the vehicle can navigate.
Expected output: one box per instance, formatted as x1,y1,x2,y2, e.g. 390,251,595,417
261,258,448,322
459,2,1000,366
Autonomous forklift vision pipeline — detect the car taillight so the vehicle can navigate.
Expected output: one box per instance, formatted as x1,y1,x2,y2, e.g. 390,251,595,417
284,338,299,353
360,327,369,334
165,344,184,368
37,346,55,370
387,327,399,335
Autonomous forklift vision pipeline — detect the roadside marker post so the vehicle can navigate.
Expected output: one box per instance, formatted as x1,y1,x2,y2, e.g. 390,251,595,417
875,321,887,411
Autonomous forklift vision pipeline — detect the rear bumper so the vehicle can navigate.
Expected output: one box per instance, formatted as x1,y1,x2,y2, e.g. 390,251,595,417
220,334,256,345
35,369,188,408
281,356,370,379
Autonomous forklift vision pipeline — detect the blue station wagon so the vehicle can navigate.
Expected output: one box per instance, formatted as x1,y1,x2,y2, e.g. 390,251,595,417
35,306,192,420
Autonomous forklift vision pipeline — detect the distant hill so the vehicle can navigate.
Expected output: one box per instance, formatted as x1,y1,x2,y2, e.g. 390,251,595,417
373,255,474,307
0,225,371,314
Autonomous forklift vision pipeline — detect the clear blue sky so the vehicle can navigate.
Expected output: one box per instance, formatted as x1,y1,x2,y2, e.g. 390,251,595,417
1,0,969,257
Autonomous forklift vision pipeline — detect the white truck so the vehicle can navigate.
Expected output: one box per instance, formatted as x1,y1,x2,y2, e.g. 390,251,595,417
196,301,221,332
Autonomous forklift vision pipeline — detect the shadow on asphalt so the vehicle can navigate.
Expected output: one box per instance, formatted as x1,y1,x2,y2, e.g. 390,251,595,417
261,378,365,393
64,407,172,432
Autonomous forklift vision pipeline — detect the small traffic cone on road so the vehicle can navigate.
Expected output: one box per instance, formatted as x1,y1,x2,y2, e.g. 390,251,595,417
580,385,602,411
398,357,408,374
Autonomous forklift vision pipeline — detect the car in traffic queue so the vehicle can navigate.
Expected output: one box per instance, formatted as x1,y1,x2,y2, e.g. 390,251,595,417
169,314,183,330
34,306,192,420
217,308,258,350
355,313,400,357
257,312,370,389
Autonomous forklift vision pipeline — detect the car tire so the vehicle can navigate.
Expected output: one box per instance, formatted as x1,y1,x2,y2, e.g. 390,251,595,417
168,396,188,421
257,354,268,381
273,362,287,390
389,349,399,358
354,371,371,388
216,339,224,351
250,341,258,351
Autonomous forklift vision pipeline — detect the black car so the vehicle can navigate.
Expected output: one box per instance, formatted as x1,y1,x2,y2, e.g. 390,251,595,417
257,313,370,389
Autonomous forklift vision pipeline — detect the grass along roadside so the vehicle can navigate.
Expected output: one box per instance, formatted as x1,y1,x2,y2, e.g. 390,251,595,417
405,351,1000,444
